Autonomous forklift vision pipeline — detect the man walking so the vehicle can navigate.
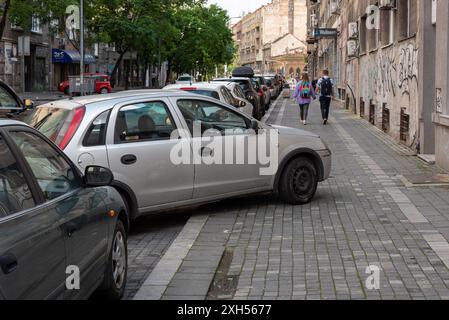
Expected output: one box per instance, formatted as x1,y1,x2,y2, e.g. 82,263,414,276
317,70,333,125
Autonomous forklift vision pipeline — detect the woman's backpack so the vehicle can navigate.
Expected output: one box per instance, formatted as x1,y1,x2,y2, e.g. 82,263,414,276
300,82,311,99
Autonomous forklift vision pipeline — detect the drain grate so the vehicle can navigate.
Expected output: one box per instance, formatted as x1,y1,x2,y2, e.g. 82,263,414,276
207,248,239,300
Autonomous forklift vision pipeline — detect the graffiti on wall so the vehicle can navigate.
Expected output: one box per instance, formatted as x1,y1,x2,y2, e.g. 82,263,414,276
360,43,419,101
398,44,419,95
358,42,419,146
378,51,396,98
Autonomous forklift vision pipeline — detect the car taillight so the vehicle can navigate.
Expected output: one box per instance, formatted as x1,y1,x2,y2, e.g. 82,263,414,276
181,87,197,91
258,90,263,97
55,106,85,150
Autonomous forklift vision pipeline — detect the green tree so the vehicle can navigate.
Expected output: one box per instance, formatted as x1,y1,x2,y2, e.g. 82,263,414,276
0,0,77,41
172,4,235,78
88,0,204,86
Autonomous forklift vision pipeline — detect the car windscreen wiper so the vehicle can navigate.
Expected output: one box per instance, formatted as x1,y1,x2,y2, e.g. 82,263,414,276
33,113,53,130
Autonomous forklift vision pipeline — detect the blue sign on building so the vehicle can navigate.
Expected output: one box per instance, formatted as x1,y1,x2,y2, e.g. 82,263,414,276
52,49,96,64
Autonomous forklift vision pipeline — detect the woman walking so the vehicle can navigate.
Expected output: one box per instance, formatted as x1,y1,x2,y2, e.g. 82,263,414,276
294,73,316,125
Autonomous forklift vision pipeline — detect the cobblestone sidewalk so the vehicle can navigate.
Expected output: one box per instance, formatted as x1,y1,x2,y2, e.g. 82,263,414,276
136,98,449,300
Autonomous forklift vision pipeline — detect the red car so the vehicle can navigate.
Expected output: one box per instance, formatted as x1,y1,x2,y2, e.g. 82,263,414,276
58,73,112,95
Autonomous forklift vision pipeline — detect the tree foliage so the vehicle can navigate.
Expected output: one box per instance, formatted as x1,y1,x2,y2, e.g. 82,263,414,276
0,0,235,82
172,4,235,77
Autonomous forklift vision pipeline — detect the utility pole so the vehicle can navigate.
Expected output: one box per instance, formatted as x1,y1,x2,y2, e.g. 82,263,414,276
80,0,84,96
21,36,25,94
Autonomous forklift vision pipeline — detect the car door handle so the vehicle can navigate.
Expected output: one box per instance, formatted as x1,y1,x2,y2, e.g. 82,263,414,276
65,222,78,238
0,254,18,275
121,154,137,165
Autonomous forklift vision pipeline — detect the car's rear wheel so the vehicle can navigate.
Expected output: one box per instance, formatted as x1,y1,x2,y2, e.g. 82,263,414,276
279,157,318,205
100,88,109,94
99,220,127,299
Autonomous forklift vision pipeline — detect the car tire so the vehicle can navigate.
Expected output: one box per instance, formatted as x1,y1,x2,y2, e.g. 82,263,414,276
265,100,271,110
99,220,127,300
100,88,109,94
253,105,262,120
279,157,318,205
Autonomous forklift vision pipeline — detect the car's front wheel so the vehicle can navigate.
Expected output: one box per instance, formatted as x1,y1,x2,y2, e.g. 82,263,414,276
279,157,318,205
99,220,127,299
100,88,109,94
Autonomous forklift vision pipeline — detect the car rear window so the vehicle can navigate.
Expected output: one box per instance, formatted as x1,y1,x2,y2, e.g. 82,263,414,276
229,80,250,91
183,90,220,100
178,77,192,81
25,107,72,142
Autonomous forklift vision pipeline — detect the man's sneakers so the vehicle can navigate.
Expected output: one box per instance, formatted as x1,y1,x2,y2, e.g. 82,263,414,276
323,119,328,125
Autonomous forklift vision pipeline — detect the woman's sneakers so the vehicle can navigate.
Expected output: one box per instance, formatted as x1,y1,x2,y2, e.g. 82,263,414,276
302,120,307,125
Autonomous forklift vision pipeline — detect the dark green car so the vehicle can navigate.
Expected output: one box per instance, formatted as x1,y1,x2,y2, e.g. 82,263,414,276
0,81,128,300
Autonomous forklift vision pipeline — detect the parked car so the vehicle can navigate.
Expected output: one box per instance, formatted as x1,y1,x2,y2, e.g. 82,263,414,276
163,82,253,118
0,117,128,300
175,74,194,84
216,81,255,118
213,78,264,120
264,75,281,99
58,73,112,96
282,83,292,99
0,80,34,119
253,75,271,110
25,90,332,223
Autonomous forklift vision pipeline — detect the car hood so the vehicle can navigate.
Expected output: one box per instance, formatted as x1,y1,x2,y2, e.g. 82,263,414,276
270,125,320,139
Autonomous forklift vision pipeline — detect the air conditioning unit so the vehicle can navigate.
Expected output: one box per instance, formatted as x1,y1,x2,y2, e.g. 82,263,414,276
348,22,358,39
379,0,396,9
347,40,358,58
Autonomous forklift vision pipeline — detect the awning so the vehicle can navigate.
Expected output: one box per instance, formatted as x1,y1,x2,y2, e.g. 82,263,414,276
52,49,96,64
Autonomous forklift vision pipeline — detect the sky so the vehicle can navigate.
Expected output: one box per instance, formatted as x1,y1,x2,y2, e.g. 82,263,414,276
208,0,272,19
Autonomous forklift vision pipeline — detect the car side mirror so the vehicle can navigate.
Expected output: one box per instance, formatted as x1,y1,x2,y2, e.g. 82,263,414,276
84,166,114,187
24,99,34,109
250,119,259,133
239,100,246,107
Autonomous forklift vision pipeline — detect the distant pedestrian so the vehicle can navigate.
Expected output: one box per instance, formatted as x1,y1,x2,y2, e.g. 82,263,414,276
317,70,334,125
294,73,316,125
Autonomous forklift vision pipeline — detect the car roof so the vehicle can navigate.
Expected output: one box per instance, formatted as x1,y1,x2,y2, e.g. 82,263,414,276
214,77,251,82
0,119,28,127
37,90,186,110
163,83,224,90
34,90,224,114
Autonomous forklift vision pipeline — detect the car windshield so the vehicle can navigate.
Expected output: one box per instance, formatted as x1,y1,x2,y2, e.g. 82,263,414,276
25,107,71,142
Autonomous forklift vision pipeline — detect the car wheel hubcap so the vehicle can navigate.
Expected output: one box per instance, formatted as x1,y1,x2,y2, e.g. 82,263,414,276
112,231,126,289
293,167,312,195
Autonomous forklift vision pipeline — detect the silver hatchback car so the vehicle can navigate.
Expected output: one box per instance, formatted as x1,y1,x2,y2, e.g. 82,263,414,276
26,91,331,221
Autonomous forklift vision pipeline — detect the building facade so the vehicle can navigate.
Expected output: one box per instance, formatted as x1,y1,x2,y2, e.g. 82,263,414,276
307,0,436,158
1,16,52,92
232,0,308,76
1,13,146,92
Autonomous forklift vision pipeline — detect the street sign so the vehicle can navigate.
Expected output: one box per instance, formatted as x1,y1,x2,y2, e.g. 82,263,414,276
313,28,338,39
18,36,30,56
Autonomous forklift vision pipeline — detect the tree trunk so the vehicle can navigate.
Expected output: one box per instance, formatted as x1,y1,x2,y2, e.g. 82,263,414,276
110,50,127,88
0,0,11,41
